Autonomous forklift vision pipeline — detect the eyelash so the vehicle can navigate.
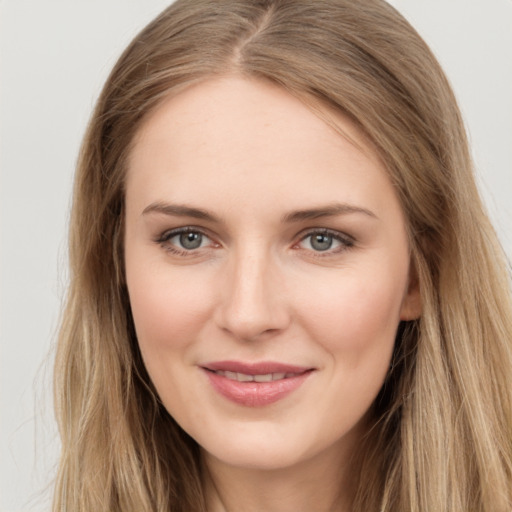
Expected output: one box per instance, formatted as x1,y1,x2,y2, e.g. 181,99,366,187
295,228,355,256
155,227,355,257
156,227,216,256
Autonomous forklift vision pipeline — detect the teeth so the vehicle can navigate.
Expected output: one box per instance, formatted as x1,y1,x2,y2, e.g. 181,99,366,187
236,372,253,382
214,370,293,382
254,373,273,382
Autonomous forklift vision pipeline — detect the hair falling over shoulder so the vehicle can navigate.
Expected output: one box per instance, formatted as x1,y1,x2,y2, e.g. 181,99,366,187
53,1,512,510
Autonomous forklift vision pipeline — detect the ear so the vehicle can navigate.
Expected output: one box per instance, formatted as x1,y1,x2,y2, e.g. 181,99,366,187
399,259,422,321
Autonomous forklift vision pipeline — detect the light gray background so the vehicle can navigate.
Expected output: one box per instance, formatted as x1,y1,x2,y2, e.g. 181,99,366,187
1,1,511,510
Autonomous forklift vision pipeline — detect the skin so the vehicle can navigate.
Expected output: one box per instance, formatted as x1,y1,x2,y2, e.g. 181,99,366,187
124,76,421,511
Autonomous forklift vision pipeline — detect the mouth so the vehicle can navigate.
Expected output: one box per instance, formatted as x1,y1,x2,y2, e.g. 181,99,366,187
200,361,314,407
207,369,304,382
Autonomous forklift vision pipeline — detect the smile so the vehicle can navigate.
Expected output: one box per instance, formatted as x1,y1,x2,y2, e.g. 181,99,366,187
211,370,301,382
201,361,314,407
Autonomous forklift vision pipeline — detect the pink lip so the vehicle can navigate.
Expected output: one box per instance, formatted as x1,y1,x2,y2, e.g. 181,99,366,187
203,360,310,375
201,360,314,407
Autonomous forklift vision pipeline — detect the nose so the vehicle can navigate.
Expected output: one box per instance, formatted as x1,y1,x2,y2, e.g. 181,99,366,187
214,247,290,341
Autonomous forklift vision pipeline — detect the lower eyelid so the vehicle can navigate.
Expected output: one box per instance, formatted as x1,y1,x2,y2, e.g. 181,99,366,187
300,230,353,245
155,227,353,254
157,228,207,243
155,227,222,256
302,239,347,252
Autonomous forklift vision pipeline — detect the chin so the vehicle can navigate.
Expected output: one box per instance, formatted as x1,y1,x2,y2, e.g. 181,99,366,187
204,441,308,471
194,417,351,473
192,421,299,468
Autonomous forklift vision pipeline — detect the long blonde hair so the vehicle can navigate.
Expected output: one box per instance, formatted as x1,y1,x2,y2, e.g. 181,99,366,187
53,1,512,510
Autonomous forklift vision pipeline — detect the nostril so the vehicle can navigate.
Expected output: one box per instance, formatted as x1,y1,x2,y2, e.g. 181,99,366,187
216,304,289,341
214,255,290,339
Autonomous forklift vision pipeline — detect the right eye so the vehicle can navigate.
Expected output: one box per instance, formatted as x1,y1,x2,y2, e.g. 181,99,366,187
294,228,354,256
157,227,216,255
172,231,207,250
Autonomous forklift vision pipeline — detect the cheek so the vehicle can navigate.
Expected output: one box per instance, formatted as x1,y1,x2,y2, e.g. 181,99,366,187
126,264,214,355
292,267,405,427
126,265,219,418
293,264,406,360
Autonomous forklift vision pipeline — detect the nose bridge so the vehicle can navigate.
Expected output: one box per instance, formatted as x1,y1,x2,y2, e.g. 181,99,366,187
216,241,288,340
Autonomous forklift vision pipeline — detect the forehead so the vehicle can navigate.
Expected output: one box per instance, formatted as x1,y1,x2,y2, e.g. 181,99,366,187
130,76,378,164
126,75,398,221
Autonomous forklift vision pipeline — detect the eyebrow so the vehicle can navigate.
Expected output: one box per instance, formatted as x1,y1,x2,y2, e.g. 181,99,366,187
142,201,377,223
281,203,377,223
142,202,220,222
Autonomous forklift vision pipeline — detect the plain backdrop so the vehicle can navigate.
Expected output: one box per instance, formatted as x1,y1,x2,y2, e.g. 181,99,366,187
1,1,511,510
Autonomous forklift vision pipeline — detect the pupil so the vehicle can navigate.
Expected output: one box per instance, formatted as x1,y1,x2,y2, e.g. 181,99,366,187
311,234,332,251
180,232,202,249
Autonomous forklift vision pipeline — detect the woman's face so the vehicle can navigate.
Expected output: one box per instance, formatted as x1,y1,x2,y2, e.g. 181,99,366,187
124,76,420,471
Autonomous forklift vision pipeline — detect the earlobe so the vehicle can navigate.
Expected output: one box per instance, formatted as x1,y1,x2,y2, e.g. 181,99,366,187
400,262,422,321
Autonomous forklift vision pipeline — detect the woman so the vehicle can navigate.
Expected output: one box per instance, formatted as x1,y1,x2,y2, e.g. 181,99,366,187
53,0,512,510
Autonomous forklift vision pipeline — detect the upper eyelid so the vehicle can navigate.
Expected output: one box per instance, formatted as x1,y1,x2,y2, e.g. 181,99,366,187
154,225,354,249
156,227,218,257
157,226,212,242
296,227,354,243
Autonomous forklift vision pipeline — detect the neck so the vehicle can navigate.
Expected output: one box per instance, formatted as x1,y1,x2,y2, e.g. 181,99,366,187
202,440,359,512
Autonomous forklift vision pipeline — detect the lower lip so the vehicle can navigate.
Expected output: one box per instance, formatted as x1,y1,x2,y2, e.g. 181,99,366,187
203,369,313,407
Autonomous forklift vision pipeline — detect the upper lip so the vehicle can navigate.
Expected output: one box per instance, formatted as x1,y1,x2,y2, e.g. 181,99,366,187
201,360,313,375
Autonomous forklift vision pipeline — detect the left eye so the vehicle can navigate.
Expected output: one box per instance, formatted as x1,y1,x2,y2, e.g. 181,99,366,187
175,231,206,250
298,231,351,252
160,229,212,251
